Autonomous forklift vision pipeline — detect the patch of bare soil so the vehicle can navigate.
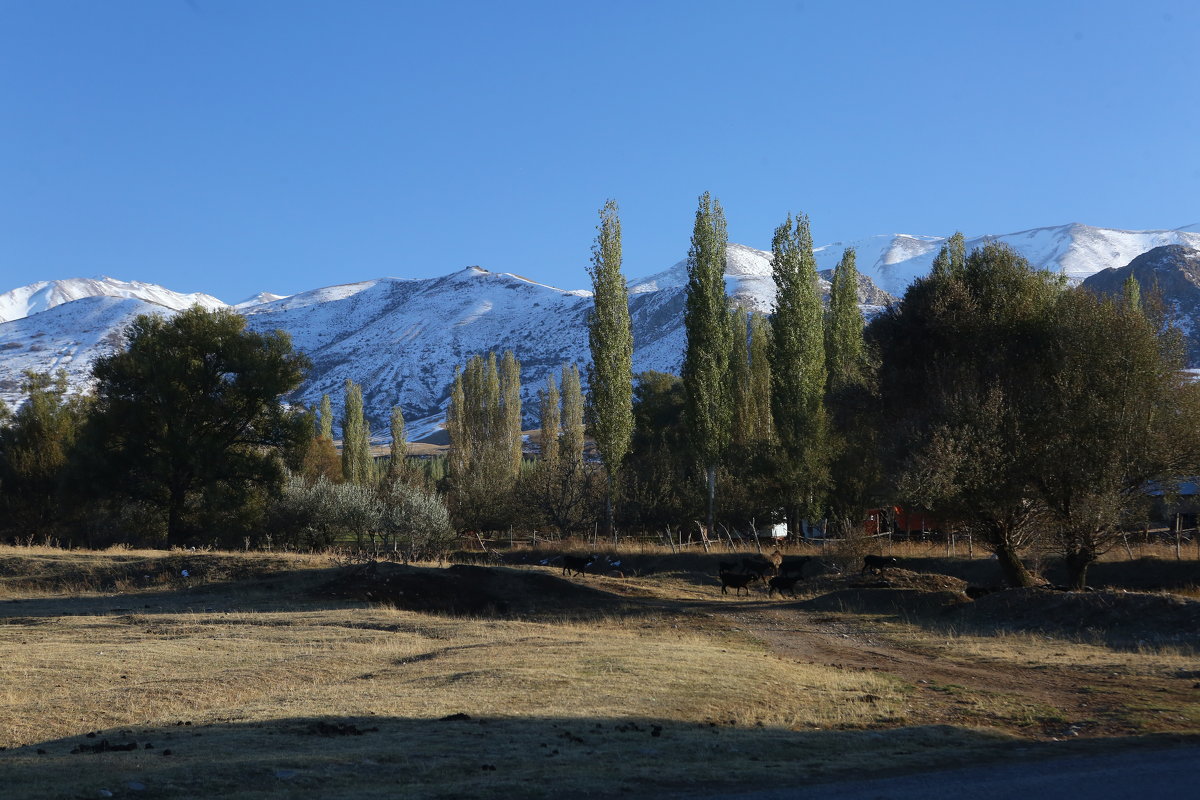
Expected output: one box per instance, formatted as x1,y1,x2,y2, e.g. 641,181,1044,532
316,561,633,618
715,604,1175,739
711,580,1200,740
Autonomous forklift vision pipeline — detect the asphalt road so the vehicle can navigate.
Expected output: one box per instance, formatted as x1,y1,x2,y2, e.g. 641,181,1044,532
709,744,1200,800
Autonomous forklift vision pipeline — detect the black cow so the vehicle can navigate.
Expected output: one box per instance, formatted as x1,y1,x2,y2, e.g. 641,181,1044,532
562,554,597,577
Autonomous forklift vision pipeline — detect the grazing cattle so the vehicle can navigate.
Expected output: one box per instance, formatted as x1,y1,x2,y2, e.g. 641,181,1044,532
767,574,802,598
778,556,810,578
562,554,596,577
739,556,777,579
718,571,757,596
861,554,900,574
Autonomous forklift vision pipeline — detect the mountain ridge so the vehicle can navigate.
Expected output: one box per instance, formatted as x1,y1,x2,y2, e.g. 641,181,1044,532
5,222,1200,440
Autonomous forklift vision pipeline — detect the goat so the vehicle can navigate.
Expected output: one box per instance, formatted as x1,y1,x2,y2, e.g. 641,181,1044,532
767,573,802,598
562,554,596,577
861,554,900,574
719,570,757,597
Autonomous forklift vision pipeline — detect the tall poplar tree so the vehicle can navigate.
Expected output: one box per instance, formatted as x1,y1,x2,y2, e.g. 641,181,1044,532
500,350,523,478
682,192,733,533
446,351,522,529
388,405,407,480
825,248,866,393
447,366,468,480
586,199,634,537
747,312,773,444
769,213,828,529
453,353,500,478
341,379,372,485
824,247,875,535
729,307,754,447
538,373,561,467
525,365,593,538
319,394,334,440
560,364,585,465
931,231,967,279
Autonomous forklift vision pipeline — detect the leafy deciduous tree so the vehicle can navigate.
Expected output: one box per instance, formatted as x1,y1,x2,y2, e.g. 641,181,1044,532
872,242,1063,586
85,307,309,546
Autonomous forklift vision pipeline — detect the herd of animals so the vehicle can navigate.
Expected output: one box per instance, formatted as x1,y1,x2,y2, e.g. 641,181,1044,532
556,550,902,597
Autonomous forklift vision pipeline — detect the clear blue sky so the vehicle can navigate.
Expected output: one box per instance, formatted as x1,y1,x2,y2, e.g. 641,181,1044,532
3,0,1198,303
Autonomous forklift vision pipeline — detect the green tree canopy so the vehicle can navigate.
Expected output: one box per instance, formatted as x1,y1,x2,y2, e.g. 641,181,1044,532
0,370,89,540
84,306,309,546
871,242,1063,586
1032,287,1200,587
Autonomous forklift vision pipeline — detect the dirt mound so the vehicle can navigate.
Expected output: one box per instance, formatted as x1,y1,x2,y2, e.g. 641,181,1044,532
798,588,968,615
788,570,971,615
952,587,1200,646
317,562,629,618
848,567,969,594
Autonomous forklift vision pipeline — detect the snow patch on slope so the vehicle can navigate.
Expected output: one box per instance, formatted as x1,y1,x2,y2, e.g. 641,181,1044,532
0,277,226,324
0,296,174,400
234,291,289,310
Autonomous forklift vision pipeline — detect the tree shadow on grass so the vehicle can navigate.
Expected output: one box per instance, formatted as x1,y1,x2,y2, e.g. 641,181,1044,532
0,561,691,622
779,584,1200,654
2,712,1155,800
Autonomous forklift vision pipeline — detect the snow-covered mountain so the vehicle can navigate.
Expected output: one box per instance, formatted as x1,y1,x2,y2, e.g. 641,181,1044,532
0,277,225,324
0,248,891,439
811,223,1200,296
0,295,171,396
4,221,1199,438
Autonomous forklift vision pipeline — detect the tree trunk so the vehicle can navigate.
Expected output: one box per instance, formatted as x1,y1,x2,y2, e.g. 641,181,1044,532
705,465,717,536
991,542,1038,587
167,483,187,548
604,472,616,545
1064,547,1094,591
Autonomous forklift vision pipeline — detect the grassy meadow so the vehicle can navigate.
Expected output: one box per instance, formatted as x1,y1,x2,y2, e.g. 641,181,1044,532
1,544,1197,799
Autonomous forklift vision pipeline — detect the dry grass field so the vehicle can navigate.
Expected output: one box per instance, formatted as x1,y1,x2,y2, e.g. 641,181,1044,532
1,543,1197,799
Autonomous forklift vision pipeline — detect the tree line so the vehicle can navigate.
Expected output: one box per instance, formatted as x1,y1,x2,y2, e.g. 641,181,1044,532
2,195,1198,588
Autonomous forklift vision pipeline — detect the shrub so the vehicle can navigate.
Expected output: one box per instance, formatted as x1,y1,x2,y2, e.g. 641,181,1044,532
379,481,455,561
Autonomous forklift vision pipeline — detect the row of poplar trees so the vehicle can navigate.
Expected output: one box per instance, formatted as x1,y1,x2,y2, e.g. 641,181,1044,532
440,201,631,538
436,194,867,546
299,192,1198,592
681,193,869,540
